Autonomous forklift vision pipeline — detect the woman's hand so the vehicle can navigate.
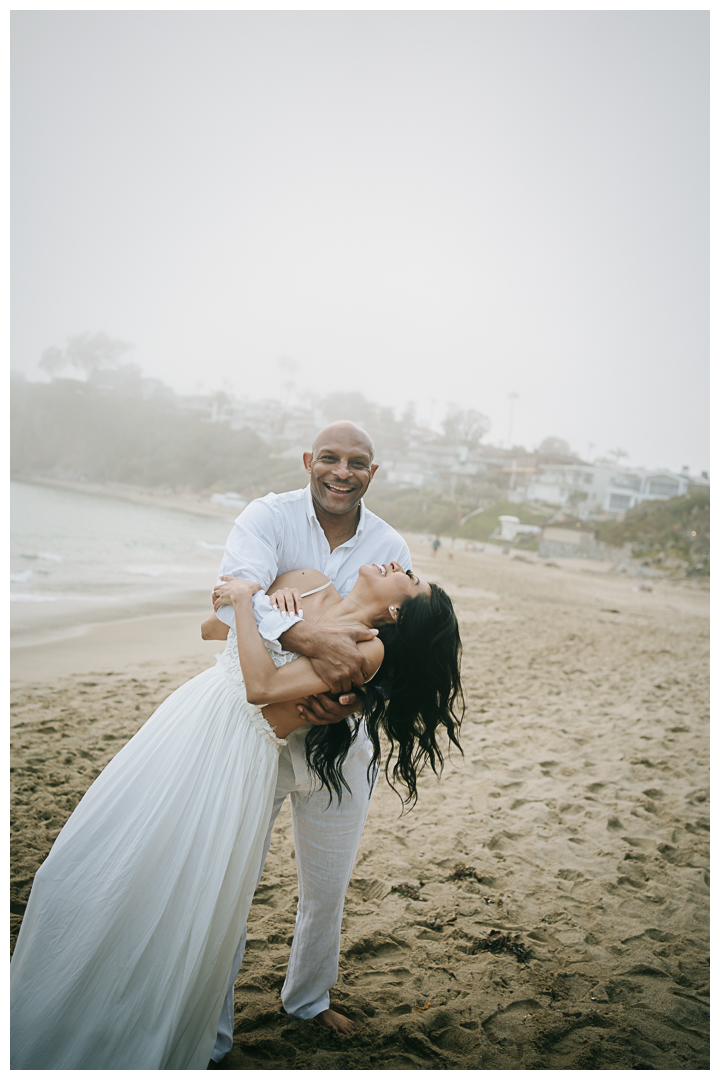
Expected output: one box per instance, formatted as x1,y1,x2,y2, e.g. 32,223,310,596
213,575,262,611
268,586,303,617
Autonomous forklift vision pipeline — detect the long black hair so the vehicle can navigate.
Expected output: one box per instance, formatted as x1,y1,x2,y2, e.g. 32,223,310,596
304,583,464,806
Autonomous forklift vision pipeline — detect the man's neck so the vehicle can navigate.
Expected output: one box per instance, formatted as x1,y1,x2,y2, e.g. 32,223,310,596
312,499,361,552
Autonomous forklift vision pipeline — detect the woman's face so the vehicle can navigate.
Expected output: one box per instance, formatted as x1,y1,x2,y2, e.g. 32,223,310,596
359,560,431,611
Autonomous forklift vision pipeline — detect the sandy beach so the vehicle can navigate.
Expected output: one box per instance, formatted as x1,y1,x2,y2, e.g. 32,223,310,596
10,540,709,1070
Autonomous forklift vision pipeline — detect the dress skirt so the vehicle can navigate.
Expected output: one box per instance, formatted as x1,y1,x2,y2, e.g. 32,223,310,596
10,633,287,1070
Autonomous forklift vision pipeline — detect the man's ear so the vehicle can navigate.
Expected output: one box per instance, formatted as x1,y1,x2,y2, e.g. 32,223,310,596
303,452,313,474
369,463,379,481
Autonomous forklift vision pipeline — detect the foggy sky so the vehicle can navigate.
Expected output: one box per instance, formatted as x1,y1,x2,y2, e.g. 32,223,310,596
11,10,709,473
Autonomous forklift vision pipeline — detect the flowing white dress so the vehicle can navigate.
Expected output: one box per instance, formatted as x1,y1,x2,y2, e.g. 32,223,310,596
10,631,294,1070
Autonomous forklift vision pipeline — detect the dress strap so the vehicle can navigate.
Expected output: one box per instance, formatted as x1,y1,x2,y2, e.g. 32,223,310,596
299,579,334,599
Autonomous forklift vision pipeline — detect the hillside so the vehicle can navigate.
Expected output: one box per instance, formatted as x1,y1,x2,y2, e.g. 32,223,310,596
594,490,709,574
10,378,294,496
11,378,515,533
365,488,548,541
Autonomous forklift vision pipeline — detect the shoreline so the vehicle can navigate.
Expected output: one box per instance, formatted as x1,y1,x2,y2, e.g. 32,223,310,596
13,477,709,592
10,608,220,686
11,534,707,681
12,475,240,520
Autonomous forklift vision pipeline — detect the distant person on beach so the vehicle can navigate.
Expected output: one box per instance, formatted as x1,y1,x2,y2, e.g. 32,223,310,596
10,422,464,1070
432,535,441,556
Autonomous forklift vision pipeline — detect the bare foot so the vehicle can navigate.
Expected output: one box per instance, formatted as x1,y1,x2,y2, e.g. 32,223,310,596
316,1008,355,1034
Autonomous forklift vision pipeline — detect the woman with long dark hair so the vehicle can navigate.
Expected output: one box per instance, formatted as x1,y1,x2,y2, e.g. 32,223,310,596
11,561,463,1070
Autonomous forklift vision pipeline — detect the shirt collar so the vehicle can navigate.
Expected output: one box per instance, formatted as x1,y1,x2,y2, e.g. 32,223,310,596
304,483,366,538
304,483,318,526
356,497,367,535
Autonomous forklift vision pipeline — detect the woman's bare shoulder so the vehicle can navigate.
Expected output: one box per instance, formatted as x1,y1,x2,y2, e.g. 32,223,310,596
269,569,332,593
358,635,385,682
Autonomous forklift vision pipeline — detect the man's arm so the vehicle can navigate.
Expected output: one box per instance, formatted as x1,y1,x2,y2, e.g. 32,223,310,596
279,621,374,693
215,577,384,707
278,620,381,725
279,531,410,720
210,501,357,726
201,613,230,640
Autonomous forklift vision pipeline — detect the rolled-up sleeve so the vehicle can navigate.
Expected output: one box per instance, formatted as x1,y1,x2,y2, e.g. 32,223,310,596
214,498,302,647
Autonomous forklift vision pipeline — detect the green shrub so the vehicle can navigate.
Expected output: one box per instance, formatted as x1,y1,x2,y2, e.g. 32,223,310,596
594,491,709,572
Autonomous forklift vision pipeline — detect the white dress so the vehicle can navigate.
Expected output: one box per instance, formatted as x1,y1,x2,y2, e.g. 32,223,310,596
10,631,294,1070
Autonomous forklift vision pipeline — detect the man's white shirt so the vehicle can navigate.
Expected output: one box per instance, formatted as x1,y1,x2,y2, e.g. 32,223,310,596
215,484,411,649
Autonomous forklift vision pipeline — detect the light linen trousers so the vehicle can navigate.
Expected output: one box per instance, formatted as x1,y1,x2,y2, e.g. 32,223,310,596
211,722,377,1059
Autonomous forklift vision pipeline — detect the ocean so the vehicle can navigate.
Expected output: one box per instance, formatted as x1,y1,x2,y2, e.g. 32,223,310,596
11,482,236,647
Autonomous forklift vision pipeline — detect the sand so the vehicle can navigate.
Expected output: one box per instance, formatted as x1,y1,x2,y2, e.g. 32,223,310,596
10,541,709,1070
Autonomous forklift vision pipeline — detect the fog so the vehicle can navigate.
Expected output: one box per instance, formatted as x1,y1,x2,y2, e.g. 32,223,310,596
11,10,709,472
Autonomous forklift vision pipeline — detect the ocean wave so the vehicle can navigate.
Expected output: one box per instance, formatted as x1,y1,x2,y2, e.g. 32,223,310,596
11,593,58,603
195,541,226,551
11,570,34,584
122,564,199,577
21,552,66,562
11,592,122,603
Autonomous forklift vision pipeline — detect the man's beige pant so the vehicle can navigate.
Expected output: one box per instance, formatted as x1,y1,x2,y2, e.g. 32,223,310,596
210,730,376,1061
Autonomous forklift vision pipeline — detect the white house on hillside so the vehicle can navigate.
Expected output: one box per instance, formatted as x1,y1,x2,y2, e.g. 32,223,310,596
514,463,703,517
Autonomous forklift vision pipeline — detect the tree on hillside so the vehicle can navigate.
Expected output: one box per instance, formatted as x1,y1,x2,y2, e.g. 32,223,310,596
319,391,397,433
37,346,66,376
537,436,574,458
442,407,490,446
401,401,417,427
39,333,132,377
275,356,298,409
10,378,271,492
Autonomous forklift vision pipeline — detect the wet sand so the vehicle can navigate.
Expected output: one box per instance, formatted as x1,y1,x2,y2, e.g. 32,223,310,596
10,608,221,683
10,541,709,1069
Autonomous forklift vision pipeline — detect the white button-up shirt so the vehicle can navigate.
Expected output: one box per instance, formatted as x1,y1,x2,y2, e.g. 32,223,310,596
215,484,411,649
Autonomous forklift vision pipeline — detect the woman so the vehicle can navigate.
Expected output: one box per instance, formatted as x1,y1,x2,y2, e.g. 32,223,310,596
11,561,463,1070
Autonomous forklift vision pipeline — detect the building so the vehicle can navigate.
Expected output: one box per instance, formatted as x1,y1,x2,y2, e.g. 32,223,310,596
513,462,703,518
382,430,491,490
538,525,631,561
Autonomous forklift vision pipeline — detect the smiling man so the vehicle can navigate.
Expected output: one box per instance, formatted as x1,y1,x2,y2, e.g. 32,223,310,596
207,420,411,1063
304,421,378,539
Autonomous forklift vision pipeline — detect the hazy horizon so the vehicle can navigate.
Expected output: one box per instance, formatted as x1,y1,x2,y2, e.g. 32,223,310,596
11,11,709,475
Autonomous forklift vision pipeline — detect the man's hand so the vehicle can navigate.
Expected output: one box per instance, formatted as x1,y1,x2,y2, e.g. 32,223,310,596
279,621,378,695
297,693,360,727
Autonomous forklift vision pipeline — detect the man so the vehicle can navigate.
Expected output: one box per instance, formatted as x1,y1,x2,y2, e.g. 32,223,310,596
207,420,411,1065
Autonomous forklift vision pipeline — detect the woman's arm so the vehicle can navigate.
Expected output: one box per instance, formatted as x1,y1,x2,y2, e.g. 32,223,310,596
201,613,230,640
214,576,383,706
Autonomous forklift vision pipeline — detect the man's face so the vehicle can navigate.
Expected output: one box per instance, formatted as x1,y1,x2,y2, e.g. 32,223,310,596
303,432,379,518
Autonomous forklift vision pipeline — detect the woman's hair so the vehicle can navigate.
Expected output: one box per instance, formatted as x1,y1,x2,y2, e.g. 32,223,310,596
304,583,464,806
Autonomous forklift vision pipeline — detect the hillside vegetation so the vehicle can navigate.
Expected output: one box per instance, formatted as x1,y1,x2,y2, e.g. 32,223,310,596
11,378,519,533
365,489,548,541
10,379,301,496
12,378,708,572
594,491,709,574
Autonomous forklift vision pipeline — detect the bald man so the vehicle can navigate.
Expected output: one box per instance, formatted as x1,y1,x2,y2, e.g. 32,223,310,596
207,422,411,1062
